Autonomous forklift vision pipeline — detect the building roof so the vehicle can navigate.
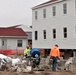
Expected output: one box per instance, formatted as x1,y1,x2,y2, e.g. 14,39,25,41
26,32,32,40
0,28,27,37
7,25,21,28
7,24,32,32
32,0,64,10
7,24,32,40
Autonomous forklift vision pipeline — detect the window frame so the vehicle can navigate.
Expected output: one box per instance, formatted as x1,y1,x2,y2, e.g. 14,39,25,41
53,29,56,39
35,11,38,20
63,27,67,38
63,3,67,14
35,31,38,40
43,30,46,39
75,0,76,11
43,9,46,18
52,6,56,16
17,40,22,47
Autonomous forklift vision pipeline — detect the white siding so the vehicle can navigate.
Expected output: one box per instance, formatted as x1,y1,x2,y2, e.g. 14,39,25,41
7,38,28,50
0,39,2,49
32,0,76,49
0,38,28,50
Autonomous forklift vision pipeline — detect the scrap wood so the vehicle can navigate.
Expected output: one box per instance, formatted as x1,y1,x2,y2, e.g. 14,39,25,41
38,69,44,71
33,68,44,71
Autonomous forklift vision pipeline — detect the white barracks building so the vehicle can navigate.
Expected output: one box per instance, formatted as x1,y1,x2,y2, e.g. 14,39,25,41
32,0,76,58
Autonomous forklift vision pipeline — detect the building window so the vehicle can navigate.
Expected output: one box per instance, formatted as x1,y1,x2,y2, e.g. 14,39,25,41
43,9,46,18
35,31,38,40
35,11,38,20
63,27,67,38
43,30,46,39
2,40,4,45
63,3,67,14
75,0,76,11
75,26,76,34
17,40,22,47
53,29,56,39
52,6,56,16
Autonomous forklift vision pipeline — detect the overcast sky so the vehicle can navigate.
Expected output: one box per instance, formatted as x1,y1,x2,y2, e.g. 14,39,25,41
0,0,49,27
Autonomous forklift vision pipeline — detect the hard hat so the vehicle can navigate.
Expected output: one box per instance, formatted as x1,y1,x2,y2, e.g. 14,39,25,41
35,54,39,58
55,44,58,47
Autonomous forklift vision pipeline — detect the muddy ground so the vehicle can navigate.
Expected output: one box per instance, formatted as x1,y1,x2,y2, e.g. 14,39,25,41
0,70,76,75
0,54,75,75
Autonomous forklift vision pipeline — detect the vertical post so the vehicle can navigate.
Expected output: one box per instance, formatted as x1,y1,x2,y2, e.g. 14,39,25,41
73,51,76,57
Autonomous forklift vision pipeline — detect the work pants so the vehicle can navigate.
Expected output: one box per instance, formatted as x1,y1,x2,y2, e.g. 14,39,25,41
52,57,57,71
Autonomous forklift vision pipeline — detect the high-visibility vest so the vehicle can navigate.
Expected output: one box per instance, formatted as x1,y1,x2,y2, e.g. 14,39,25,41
24,48,30,56
50,46,60,59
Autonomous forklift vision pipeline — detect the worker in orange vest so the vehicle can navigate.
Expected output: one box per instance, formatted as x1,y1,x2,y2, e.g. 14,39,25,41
50,44,60,71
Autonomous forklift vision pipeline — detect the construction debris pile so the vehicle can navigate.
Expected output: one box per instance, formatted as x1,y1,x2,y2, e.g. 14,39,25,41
57,57,76,71
0,54,76,75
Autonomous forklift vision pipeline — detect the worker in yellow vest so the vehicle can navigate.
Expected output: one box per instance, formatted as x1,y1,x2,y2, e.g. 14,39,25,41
24,45,31,66
24,45,30,57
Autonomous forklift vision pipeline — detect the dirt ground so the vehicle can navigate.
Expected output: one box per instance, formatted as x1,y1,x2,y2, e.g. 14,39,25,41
1,54,75,75
0,70,76,75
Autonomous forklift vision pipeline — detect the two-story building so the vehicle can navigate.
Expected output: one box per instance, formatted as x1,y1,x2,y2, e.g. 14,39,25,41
32,0,76,58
